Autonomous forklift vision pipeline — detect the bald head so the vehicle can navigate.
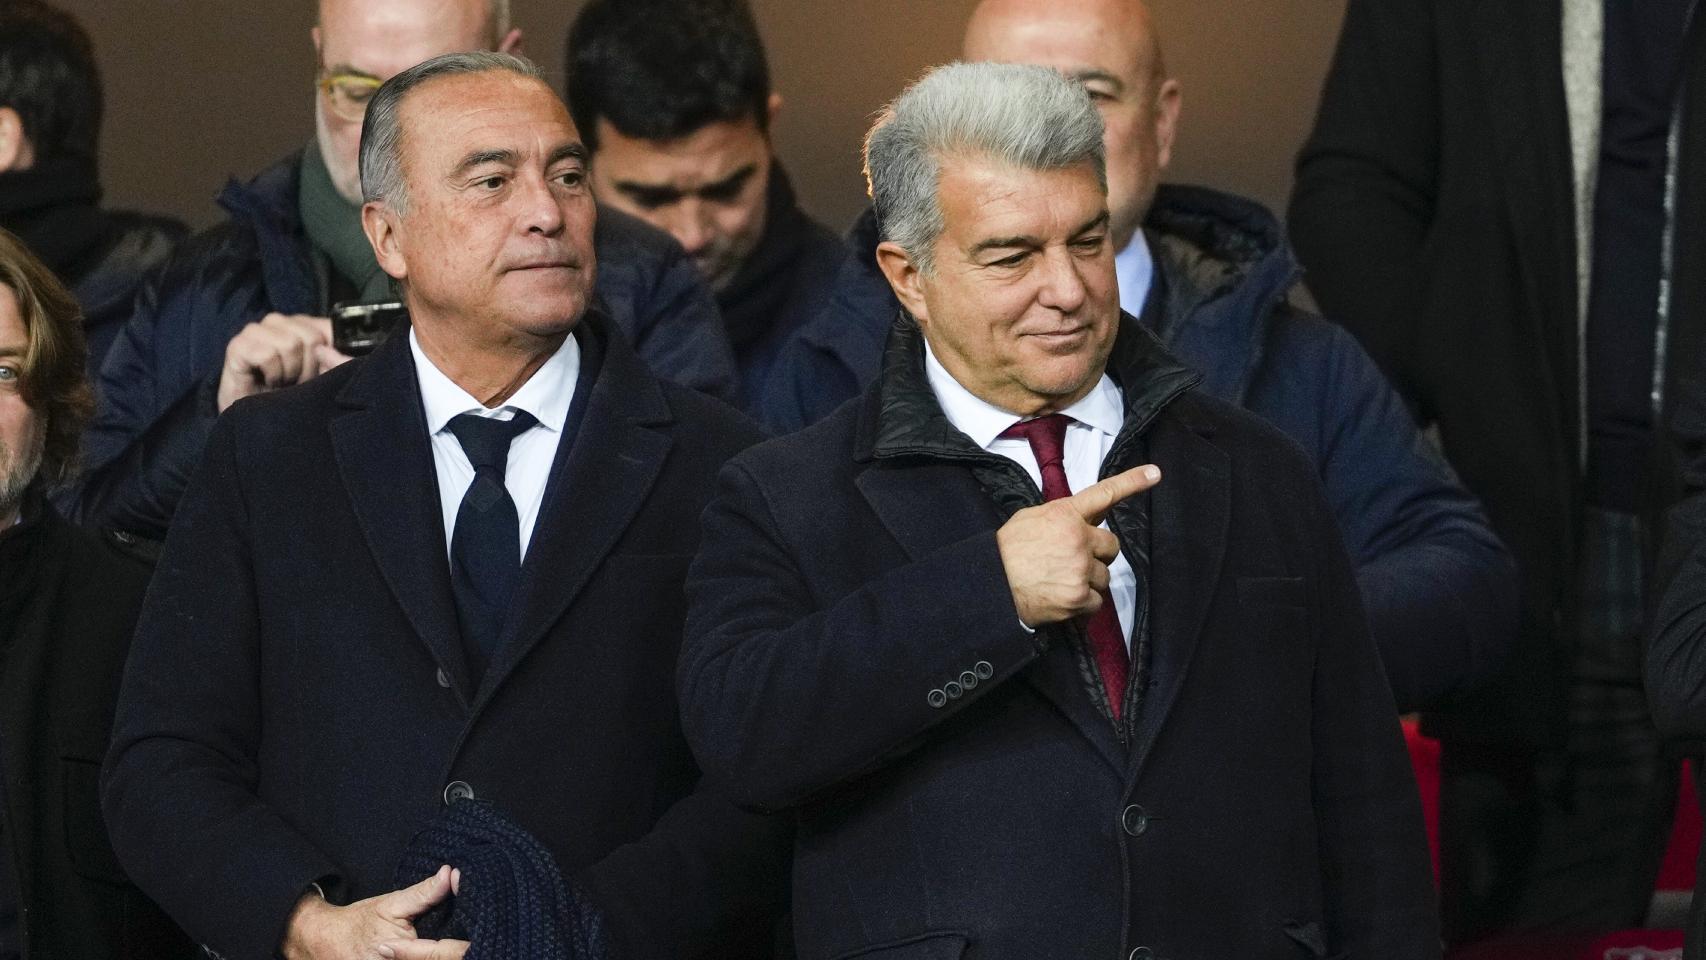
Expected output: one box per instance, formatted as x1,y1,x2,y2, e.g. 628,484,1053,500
312,0,519,203
963,0,1179,248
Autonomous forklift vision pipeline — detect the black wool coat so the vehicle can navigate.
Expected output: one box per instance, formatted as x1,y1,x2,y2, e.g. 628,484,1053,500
678,319,1440,960
1289,0,1706,746
0,509,192,959
102,316,788,960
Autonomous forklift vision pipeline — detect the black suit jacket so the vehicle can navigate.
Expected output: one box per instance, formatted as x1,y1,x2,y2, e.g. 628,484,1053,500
1,509,191,959
102,316,787,960
678,323,1439,960
1289,0,1706,745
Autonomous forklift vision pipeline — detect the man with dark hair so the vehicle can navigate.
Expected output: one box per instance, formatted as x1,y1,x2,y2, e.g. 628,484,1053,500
0,226,191,960
566,0,848,414
0,0,185,378
69,0,737,542
103,52,784,960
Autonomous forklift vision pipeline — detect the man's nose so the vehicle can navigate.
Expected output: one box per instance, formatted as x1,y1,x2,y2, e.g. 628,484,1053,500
1035,246,1090,314
519,174,565,236
662,199,713,256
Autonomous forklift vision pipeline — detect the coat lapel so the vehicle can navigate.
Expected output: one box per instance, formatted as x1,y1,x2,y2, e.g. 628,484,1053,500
330,334,474,704
1471,0,1580,411
855,459,1128,775
476,330,672,703
1128,407,1230,782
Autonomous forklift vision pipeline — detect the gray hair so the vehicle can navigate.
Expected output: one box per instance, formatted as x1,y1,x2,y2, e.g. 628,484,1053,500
864,61,1107,274
359,51,544,213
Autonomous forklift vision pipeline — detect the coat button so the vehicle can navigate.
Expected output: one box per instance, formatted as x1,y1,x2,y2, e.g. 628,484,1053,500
443,780,475,805
959,670,979,690
927,689,948,709
944,680,964,699
436,668,451,688
1121,804,1150,837
1128,949,1155,960
974,661,994,680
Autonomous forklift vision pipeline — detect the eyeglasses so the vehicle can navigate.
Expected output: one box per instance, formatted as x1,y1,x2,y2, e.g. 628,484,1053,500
317,70,383,123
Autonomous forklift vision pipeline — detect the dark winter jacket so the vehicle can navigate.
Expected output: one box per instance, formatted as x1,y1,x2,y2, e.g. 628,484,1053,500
65,150,738,541
0,500,193,960
0,159,186,378
714,166,849,416
764,185,1517,712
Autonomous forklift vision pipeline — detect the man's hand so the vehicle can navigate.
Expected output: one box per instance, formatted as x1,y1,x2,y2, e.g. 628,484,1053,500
217,313,353,412
997,464,1162,627
280,865,462,960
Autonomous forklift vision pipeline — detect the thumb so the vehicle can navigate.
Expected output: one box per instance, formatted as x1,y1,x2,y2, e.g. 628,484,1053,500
377,865,454,921
1066,464,1162,525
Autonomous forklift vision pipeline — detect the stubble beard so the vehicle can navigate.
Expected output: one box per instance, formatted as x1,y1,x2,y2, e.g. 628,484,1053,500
0,431,43,522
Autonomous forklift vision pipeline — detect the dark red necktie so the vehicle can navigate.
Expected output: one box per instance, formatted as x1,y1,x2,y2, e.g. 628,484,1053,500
999,414,1131,720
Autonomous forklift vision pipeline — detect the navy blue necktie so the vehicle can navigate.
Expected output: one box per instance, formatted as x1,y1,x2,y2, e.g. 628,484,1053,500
447,410,538,676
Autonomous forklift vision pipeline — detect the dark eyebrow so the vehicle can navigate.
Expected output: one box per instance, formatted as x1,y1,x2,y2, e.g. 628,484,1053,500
1071,211,1112,238
969,235,1038,257
697,163,759,196
454,149,519,177
613,162,757,204
969,211,1111,258
546,143,588,167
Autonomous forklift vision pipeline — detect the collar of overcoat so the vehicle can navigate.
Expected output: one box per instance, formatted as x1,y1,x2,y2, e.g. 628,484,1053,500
850,315,1228,779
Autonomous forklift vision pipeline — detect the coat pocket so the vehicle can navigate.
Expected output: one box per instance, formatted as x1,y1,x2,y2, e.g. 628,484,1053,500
61,757,130,886
829,930,971,960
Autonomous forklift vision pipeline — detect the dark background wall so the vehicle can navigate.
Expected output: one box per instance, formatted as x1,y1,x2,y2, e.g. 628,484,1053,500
58,0,1347,233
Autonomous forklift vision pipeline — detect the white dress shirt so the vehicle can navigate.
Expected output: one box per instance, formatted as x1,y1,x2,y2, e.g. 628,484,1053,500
1115,229,1156,319
924,345,1137,647
411,328,581,563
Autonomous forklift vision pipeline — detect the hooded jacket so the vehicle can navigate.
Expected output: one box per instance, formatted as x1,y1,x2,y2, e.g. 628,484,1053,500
764,184,1516,712
63,150,738,541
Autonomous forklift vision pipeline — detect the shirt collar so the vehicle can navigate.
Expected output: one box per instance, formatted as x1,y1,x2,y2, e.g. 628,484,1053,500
924,341,1124,451
410,326,581,435
1115,229,1155,320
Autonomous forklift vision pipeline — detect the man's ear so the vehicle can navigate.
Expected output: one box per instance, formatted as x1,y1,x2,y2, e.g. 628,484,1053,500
362,201,408,282
1153,78,1182,171
497,27,524,54
875,239,931,326
0,108,33,173
766,92,784,127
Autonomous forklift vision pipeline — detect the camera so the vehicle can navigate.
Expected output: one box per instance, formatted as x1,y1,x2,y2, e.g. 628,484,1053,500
330,300,409,357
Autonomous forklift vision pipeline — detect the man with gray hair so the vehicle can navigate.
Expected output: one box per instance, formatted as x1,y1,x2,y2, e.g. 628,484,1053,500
679,61,1439,959
103,52,785,960
64,0,738,544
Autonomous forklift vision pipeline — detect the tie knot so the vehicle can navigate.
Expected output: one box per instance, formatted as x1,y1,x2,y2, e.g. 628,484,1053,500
999,413,1072,464
447,410,538,475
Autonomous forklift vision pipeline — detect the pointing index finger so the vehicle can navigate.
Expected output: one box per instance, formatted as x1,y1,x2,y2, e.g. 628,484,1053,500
1068,464,1162,525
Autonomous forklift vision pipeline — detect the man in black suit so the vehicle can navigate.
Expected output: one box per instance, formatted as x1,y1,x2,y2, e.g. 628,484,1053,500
1289,0,1706,941
678,61,1437,960
103,53,784,960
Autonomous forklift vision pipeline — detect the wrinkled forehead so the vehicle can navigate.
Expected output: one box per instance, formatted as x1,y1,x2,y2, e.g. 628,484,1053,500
395,73,582,181
318,0,494,79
